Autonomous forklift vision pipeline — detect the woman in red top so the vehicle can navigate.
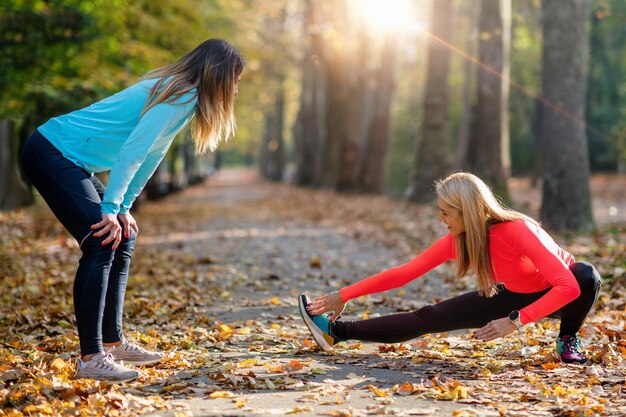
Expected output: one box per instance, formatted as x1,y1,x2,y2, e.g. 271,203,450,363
298,172,601,364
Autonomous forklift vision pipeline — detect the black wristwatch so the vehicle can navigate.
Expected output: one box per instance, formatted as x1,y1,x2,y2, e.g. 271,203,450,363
508,310,523,328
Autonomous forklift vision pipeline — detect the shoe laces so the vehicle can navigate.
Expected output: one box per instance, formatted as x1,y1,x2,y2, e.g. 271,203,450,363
120,340,150,354
93,353,118,371
560,335,582,354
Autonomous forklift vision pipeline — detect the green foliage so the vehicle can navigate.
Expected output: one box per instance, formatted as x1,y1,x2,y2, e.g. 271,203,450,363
509,0,541,175
587,0,626,171
0,0,241,141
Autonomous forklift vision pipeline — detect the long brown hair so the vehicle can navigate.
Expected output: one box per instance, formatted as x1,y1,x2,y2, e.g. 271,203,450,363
435,172,538,297
141,39,245,153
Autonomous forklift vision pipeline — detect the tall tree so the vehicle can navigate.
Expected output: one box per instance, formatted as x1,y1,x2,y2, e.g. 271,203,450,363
315,0,369,190
454,1,480,170
259,4,288,181
467,0,511,200
540,0,593,231
293,0,326,186
408,0,453,202
0,120,33,211
358,34,397,192
586,0,626,172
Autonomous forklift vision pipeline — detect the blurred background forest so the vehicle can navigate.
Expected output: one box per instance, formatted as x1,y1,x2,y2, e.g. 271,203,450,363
1,0,625,231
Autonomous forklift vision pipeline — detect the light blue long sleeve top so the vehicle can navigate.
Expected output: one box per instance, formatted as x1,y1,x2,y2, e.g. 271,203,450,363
38,78,197,215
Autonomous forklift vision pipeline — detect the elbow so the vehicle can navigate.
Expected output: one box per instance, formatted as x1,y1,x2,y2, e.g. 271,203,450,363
564,283,581,302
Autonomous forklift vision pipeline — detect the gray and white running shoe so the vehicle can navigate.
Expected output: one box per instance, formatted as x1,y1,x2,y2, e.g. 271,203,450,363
104,339,164,366
75,352,138,382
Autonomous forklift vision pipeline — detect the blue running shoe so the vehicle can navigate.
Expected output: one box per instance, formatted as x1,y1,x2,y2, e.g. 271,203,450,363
298,294,338,351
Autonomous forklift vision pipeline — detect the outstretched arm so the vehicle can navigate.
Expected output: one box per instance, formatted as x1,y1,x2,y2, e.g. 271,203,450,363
307,234,456,319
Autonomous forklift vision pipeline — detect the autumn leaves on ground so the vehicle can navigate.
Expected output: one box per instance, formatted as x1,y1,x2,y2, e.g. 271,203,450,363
1,169,625,417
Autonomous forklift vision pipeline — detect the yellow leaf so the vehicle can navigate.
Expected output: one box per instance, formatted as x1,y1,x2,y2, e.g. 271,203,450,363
367,385,388,397
270,323,281,330
209,390,237,398
264,363,286,373
238,359,258,368
270,297,281,305
328,410,352,417
347,343,364,350
50,358,67,371
286,406,313,414
217,324,233,333
235,400,246,408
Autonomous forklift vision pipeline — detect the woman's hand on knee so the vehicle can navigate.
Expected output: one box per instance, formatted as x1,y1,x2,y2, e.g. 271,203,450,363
91,212,122,250
473,317,517,342
307,291,346,323
118,213,139,238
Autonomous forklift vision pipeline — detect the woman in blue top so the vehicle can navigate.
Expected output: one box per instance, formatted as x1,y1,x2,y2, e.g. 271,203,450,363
21,39,244,382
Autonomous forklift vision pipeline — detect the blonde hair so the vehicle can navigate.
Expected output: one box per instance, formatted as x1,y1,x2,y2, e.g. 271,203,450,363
141,39,245,153
435,172,538,297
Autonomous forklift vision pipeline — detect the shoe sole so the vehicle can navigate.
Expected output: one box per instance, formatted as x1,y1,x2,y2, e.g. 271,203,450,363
561,357,587,365
75,372,138,382
298,294,333,352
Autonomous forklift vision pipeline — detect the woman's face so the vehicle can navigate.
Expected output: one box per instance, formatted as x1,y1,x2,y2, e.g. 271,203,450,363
438,198,465,236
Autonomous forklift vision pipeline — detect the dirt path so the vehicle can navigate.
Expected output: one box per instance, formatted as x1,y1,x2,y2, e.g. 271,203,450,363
131,169,624,417
135,170,468,416
2,169,623,417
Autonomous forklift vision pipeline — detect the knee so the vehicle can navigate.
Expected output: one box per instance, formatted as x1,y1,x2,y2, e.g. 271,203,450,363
80,230,111,251
414,304,438,321
569,261,601,293
79,227,136,252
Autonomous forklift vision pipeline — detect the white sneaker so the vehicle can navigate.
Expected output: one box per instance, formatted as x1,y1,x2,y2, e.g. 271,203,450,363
104,339,163,366
75,352,138,382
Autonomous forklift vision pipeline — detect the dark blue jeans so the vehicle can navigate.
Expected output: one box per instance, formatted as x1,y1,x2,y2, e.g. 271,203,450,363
333,261,601,343
21,130,135,356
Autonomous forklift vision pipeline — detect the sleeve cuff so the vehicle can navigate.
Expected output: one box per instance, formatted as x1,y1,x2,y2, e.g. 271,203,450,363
519,310,531,325
100,202,119,215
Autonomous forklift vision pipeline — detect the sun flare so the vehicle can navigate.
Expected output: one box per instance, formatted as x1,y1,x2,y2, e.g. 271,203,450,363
352,0,417,33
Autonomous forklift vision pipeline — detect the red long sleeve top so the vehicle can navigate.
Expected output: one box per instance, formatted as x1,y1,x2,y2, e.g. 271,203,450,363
339,220,580,325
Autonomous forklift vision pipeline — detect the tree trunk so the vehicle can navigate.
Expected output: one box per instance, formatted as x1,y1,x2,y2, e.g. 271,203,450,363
359,34,397,193
467,0,511,200
293,0,325,186
454,1,479,171
259,5,288,182
408,0,453,202
0,119,34,211
317,0,368,191
260,82,286,181
539,0,593,231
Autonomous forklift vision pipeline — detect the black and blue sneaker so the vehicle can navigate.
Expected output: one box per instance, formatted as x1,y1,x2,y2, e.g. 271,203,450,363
557,335,587,364
298,294,339,351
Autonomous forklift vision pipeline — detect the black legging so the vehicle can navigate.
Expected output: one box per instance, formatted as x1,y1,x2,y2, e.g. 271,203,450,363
332,262,601,343
21,131,135,355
